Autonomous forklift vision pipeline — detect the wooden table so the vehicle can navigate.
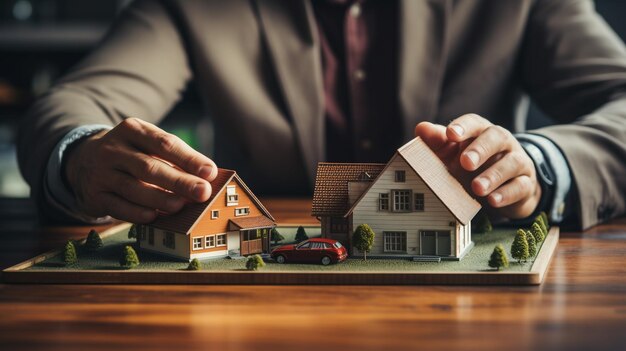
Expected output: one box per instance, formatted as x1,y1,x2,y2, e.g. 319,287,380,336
1,198,625,351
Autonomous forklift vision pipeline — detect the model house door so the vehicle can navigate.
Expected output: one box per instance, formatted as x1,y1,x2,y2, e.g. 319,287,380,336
420,231,452,256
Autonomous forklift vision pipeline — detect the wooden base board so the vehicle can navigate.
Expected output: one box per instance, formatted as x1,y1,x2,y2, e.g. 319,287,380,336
2,224,559,285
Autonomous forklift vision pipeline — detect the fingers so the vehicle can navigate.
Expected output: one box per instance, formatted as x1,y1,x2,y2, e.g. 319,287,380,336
114,118,218,181
415,122,449,151
107,171,186,214
487,175,541,218
446,113,492,142
111,148,213,202
472,151,531,197
459,125,515,171
99,192,158,223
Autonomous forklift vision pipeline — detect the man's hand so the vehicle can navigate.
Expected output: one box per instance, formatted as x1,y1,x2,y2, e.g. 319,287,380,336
64,118,218,223
415,114,541,219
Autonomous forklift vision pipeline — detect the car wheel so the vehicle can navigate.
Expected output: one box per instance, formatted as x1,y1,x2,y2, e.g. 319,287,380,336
321,256,332,266
275,255,286,264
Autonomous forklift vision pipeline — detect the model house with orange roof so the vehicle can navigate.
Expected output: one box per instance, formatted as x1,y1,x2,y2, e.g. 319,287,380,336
135,169,276,261
312,137,481,260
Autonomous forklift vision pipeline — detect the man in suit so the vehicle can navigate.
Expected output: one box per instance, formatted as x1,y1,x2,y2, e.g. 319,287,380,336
17,0,626,230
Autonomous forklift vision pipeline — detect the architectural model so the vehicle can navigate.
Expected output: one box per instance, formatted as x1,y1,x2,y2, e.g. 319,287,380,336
134,169,276,261
312,137,482,260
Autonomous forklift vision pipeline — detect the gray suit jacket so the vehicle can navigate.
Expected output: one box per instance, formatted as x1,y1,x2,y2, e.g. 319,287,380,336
17,0,626,229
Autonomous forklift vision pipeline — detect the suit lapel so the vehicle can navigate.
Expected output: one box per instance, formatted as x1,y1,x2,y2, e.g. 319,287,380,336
255,0,324,185
398,0,450,138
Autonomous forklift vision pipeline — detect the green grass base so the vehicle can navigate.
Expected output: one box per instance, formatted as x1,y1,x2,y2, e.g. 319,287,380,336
28,226,545,272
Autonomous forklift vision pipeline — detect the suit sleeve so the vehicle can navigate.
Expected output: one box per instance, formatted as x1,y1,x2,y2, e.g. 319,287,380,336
521,0,626,229
17,0,192,222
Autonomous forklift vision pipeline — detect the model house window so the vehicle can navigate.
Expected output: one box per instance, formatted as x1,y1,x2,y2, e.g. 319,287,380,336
395,170,406,182
226,185,239,206
392,190,411,212
163,232,175,249
414,193,425,211
205,235,215,248
379,193,389,211
211,210,219,219
330,217,348,233
148,227,155,245
216,234,227,246
383,231,407,252
192,237,202,250
235,207,250,216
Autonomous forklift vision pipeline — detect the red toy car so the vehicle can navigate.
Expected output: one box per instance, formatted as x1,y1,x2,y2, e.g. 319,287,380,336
271,238,348,265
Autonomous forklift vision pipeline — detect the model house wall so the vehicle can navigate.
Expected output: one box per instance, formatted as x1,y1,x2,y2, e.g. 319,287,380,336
350,154,463,257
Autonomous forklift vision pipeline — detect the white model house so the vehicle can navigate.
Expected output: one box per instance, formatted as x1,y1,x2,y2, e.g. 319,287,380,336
312,137,481,260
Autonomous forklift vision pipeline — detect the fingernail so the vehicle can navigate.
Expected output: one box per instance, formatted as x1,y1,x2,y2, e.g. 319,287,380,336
492,192,503,204
199,166,213,180
450,124,464,137
465,151,479,166
477,177,490,191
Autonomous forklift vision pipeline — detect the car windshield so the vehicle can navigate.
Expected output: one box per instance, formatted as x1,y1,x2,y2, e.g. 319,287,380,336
333,242,343,249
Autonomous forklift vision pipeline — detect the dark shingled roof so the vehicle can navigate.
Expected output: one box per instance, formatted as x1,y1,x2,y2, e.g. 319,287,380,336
149,168,236,234
228,216,276,231
311,163,385,217
149,168,278,234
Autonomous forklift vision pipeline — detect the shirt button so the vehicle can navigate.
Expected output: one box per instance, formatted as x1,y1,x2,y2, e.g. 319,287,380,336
349,3,361,18
353,69,366,81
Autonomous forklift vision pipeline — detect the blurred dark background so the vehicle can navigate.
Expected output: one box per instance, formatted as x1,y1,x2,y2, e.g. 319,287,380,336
0,0,624,200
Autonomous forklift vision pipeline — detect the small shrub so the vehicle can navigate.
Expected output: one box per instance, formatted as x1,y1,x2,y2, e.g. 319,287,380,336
84,229,103,251
526,229,537,257
353,224,375,261
187,258,201,271
473,212,493,233
511,229,529,263
246,255,265,271
63,240,78,266
531,222,545,242
119,245,140,269
128,224,138,239
488,244,509,271
295,226,308,243
271,228,285,245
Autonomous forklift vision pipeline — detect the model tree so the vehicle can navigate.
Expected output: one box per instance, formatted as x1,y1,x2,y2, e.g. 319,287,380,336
119,245,140,269
353,224,375,261
84,229,103,251
187,258,201,271
63,240,78,266
539,211,549,227
526,229,537,257
473,212,493,233
271,228,285,245
531,222,545,242
511,229,529,263
535,215,548,236
128,224,138,239
246,254,265,271
295,226,308,243
488,244,509,271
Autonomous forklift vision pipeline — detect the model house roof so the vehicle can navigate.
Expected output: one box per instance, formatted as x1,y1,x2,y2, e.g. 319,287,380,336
396,137,481,224
343,137,481,225
149,168,275,234
311,163,386,216
228,216,276,231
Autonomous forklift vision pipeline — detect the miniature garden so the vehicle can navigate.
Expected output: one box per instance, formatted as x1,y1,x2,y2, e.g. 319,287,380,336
27,212,550,273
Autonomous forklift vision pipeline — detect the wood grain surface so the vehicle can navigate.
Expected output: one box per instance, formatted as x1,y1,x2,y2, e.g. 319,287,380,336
1,198,625,351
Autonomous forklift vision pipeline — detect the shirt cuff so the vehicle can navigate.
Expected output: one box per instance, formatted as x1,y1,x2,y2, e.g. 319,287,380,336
515,133,573,223
44,124,113,224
